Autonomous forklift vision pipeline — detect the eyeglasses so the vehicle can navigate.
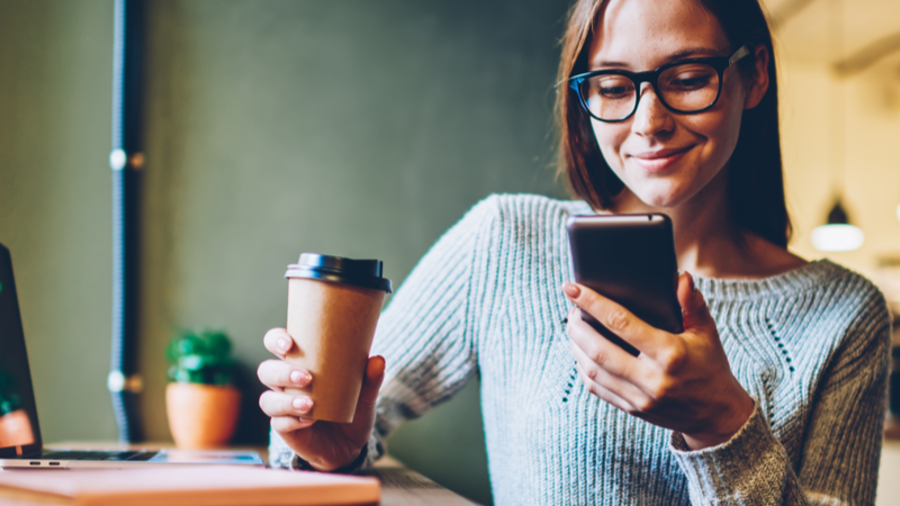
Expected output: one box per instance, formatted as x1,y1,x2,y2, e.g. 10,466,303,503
567,45,751,122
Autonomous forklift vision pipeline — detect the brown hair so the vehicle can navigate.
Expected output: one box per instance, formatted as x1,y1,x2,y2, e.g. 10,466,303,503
556,0,792,248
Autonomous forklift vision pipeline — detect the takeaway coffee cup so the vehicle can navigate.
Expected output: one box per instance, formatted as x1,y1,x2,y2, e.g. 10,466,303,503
284,253,392,423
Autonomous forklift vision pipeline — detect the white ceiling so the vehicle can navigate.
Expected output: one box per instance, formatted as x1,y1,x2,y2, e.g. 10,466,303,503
762,0,900,73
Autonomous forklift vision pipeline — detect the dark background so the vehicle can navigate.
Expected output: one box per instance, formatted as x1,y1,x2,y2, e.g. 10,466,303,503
0,1,572,504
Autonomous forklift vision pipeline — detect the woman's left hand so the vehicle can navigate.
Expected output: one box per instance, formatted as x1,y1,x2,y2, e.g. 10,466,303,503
564,272,755,450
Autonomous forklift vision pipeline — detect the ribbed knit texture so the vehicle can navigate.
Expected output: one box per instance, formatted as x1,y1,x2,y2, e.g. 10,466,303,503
270,194,891,506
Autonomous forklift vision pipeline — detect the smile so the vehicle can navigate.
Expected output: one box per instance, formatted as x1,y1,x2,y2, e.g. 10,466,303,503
629,146,693,172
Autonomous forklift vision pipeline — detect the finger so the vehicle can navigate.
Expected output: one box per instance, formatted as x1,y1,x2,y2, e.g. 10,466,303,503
562,282,669,357
567,311,639,380
574,362,637,414
271,416,316,434
676,272,715,332
257,359,312,390
356,356,386,416
259,390,315,418
263,328,294,358
569,335,647,402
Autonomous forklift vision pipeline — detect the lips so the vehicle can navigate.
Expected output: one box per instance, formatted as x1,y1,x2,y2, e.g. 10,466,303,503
629,145,693,172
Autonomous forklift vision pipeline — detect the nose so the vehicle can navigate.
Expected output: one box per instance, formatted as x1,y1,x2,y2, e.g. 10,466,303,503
631,83,674,137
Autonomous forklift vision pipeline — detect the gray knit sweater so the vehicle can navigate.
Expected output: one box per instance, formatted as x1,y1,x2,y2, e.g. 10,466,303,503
270,194,891,506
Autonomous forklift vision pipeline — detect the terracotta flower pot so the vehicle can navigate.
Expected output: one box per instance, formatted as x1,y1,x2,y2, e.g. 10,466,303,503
0,409,35,447
166,383,241,449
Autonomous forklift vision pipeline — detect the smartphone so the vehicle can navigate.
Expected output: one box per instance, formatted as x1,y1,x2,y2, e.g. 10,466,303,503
566,213,683,356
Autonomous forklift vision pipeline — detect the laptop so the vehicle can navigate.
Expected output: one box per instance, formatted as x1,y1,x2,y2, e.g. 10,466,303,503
0,242,264,468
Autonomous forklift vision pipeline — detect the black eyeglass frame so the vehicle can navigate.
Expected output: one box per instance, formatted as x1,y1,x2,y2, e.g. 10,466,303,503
567,45,751,123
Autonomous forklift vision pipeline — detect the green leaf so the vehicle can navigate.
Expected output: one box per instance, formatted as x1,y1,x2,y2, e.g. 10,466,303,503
165,329,235,385
179,355,203,371
178,336,198,355
0,371,22,412
204,332,231,358
173,369,192,384
211,368,233,386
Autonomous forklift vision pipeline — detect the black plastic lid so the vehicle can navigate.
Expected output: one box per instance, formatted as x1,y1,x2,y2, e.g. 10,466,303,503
285,253,392,293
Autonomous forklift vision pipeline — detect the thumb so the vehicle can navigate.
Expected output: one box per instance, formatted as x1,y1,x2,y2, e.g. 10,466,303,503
677,272,714,331
356,355,386,415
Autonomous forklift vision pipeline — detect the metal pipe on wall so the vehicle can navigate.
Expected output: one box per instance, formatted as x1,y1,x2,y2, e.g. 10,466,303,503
108,0,145,443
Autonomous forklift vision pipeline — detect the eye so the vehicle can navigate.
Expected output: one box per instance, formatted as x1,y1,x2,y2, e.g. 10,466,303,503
590,75,634,99
600,85,631,97
668,73,712,90
660,64,718,92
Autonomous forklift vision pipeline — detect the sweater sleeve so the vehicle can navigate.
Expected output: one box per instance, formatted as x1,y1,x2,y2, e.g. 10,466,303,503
669,291,891,506
369,195,500,448
268,196,500,469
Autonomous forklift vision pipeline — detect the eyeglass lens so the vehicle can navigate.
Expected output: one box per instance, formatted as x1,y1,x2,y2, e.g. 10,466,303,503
583,62,721,121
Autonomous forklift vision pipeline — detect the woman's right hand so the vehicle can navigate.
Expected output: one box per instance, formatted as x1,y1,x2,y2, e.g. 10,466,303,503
257,328,385,471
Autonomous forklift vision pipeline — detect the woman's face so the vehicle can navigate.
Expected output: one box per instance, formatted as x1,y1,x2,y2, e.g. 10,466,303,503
588,0,764,210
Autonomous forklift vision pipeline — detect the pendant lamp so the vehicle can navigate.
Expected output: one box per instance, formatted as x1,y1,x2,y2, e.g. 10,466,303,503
812,0,864,253
811,199,865,252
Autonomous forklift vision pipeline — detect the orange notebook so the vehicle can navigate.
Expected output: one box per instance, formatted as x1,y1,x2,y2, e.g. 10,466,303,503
0,466,380,505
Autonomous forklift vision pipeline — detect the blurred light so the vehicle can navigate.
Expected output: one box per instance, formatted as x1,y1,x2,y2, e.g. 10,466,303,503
811,224,865,252
811,199,864,252
109,148,127,171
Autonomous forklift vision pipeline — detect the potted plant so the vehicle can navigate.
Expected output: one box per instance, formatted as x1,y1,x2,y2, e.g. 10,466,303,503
0,369,35,447
165,330,240,449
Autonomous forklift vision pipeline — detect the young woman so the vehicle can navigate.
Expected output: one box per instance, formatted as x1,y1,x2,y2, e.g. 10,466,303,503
258,0,891,504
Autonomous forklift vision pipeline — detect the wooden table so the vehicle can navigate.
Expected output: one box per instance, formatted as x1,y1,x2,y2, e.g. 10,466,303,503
879,418,900,506
366,458,479,506
38,436,900,505
45,442,479,506
878,439,900,506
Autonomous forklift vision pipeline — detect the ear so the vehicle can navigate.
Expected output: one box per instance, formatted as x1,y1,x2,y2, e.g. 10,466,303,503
743,44,770,110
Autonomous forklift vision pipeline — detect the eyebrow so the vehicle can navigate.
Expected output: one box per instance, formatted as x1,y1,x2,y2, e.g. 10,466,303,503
590,46,723,70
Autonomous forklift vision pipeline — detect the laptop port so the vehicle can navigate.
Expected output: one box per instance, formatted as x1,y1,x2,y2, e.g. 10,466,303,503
49,462,61,466
29,461,40,466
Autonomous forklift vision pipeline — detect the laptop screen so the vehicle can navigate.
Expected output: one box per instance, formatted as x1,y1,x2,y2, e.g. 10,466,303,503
0,243,43,456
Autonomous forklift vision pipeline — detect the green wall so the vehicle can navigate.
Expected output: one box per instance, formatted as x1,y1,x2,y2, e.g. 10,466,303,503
0,0,116,441
0,2,570,504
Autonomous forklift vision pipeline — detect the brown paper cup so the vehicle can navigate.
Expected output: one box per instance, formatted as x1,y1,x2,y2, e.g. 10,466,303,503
284,276,386,423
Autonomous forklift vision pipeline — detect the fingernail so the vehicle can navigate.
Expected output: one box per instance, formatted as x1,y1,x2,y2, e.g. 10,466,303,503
562,283,581,298
290,370,311,385
292,397,313,412
277,338,290,352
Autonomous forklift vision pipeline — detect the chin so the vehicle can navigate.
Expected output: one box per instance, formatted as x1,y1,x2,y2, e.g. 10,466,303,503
629,183,691,210
638,196,680,209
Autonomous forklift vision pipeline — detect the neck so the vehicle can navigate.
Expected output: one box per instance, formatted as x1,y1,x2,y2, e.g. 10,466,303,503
608,170,749,279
